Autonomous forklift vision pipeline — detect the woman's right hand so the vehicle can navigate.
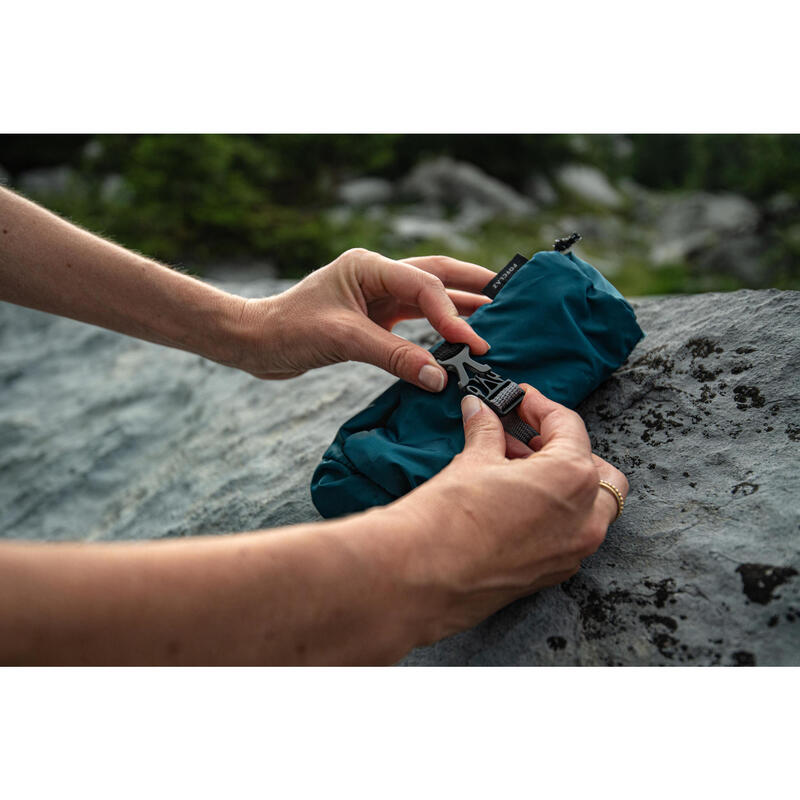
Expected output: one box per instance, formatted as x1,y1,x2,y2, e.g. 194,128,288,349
388,384,628,646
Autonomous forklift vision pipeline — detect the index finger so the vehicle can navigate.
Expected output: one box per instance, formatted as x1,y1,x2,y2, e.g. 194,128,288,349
401,255,497,294
362,254,490,354
517,384,592,458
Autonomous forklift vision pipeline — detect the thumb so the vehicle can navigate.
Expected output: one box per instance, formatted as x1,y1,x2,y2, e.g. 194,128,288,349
350,321,449,392
461,396,506,459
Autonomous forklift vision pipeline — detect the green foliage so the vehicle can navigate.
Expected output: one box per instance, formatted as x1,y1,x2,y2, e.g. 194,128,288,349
2,134,798,292
629,134,800,199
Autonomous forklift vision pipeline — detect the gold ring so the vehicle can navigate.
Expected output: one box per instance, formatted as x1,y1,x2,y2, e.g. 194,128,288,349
598,480,625,522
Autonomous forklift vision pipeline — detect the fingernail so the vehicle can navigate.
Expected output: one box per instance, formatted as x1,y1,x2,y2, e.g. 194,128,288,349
461,395,482,421
418,363,446,392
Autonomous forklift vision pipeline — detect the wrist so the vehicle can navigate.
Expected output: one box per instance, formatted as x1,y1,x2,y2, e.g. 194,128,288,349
330,504,447,660
217,293,281,376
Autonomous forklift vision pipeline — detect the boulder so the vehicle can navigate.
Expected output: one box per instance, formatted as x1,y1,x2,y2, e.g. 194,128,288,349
524,174,558,207
1,281,798,665
389,214,471,251
650,191,761,269
17,165,77,197
401,156,535,218
337,177,394,207
555,164,623,210
404,288,800,665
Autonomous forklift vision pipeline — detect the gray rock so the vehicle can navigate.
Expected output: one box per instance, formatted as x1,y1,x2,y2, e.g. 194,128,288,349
402,156,535,218
404,289,800,665
661,192,760,238
612,134,634,160
555,164,623,210
1,283,798,665
337,177,394,207
389,214,471,250
767,192,797,217
17,166,77,197
525,175,558,207
99,174,132,204
82,139,104,162
696,234,766,285
651,191,761,267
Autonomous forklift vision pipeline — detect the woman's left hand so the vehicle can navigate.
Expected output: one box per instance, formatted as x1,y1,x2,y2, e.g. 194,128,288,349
235,247,495,392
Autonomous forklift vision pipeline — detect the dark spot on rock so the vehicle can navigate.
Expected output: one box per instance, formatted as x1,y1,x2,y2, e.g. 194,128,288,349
563,584,636,639
689,482,696,488
683,471,690,477
731,481,759,496
639,408,682,446
632,347,675,376
652,632,679,659
787,613,796,623
787,425,800,442
730,362,752,375
644,578,677,608
735,346,756,354
731,651,756,666
2,229,7,234
735,563,798,604
699,385,716,403
649,463,656,470
547,636,567,651
733,384,765,410
770,404,780,416
765,426,774,432
687,337,722,359
767,615,779,627
639,614,678,632
692,364,721,382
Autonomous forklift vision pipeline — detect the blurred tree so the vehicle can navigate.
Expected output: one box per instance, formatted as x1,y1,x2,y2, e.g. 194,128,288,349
1,133,797,287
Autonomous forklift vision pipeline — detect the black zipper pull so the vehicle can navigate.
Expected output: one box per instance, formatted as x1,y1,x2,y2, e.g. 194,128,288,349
554,232,582,253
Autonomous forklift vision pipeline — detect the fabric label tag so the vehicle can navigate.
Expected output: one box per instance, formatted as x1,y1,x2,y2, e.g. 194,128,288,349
481,253,529,298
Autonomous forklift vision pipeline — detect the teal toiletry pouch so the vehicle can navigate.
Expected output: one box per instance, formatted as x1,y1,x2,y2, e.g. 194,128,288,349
310,250,644,518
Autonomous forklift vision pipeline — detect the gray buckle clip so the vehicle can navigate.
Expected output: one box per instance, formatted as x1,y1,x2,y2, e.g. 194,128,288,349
433,343,526,419
435,343,494,390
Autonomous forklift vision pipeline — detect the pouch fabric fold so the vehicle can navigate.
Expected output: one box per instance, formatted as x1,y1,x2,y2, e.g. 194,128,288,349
310,250,644,519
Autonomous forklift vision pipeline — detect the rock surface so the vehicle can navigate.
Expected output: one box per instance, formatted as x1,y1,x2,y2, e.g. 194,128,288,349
1,282,798,665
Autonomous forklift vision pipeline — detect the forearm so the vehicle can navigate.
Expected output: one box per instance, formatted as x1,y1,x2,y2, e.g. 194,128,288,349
0,187,248,367
0,508,431,666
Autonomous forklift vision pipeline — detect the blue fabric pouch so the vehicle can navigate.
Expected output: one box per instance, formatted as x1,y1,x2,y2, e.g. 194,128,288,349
310,249,644,519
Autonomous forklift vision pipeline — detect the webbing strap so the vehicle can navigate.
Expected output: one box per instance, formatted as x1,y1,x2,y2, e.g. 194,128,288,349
432,343,537,444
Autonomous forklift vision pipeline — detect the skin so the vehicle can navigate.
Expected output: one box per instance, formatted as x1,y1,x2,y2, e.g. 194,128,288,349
0,186,628,665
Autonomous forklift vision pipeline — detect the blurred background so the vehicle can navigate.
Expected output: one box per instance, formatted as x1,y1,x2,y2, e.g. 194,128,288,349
1,134,798,295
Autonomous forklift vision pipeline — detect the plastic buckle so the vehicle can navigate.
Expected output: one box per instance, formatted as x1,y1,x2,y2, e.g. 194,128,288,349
433,343,525,418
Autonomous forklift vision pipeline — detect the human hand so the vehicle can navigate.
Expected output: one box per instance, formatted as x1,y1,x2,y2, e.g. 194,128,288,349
386,384,629,644
235,248,494,390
